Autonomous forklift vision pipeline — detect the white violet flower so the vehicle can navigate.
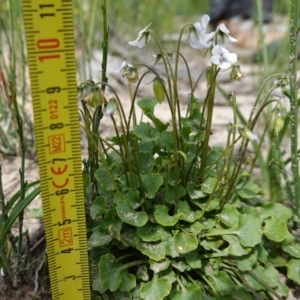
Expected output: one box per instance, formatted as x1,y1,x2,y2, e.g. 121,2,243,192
189,14,214,49
215,23,237,43
115,61,139,83
211,45,237,69
128,23,152,48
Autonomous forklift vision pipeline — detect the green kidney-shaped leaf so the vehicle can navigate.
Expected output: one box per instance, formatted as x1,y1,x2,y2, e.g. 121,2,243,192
90,196,106,219
124,188,144,209
235,249,258,271
95,165,115,192
282,243,300,258
98,253,122,292
116,202,148,227
135,151,155,173
145,111,169,132
140,275,172,300
141,173,163,199
263,217,289,242
169,284,203,300
235,213,262,247
201,176,218,194
137,241,167,261
208,271,235,296
174,231,198,254
187,182,207,199
137,223,166,242
119,271,136,292
121,225,141,247
180,222,202,237
287,259,300,283
88,228,112,250
260,203,292,221
137,265,149,281
133,122,160,142
149,258,170,273
138,98,158,114
154,205,181,226
177,201,201,223
206,211,262,248
236,181,261,198
222,235,250,256
185,252,202,269
218,204,240,228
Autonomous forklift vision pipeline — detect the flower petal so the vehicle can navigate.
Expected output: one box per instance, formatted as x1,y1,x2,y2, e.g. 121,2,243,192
211,55,220,65
115,61,127,73
201,14,210,28
219,23,230,34
218,61,232,69
224,53,238,64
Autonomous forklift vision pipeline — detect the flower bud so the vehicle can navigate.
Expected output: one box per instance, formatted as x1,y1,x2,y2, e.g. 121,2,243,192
153,77,166,103
84,88,105,108
238,126,258,142
230,64,244,81
269,107,287,133
84,92,99,108
104,98,117,116
126,67,139,83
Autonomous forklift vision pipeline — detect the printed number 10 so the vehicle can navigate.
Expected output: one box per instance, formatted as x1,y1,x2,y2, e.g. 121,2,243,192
37,38,60,62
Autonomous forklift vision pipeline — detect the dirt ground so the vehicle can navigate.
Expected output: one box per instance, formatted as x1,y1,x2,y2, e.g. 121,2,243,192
0,16,300,299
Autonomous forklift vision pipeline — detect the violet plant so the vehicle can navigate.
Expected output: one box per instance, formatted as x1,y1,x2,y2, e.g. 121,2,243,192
78,14,300,300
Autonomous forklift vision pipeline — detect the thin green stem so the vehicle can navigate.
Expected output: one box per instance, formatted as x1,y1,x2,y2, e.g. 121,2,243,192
255,0,269,75
101,0,109,92
199,65,218,179
288,0,300,217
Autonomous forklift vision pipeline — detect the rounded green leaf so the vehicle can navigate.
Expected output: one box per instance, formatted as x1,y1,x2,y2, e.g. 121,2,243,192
90,196,106,219
137,241,167,261
149,258,170,273
261,203,292,221
282,243,300,258
223,235,250,256
177,201,201,223
141,173,163,199
181,221,202,236
185,252,202,269
235,213,262,247
88,229,112,250
95,165,115,192
120,271,136,292
174,231,198,254
154,205,181,226
287,259,300,283
218,204,240,228
98,253,122,292
235,249,257,271
140,275,172,300
208,271,235,296
137,265,149,281
137,223,165,242
201,176,218,194
169,284,203,300
116,202,148,227
236,181,261,198
263,217,289,242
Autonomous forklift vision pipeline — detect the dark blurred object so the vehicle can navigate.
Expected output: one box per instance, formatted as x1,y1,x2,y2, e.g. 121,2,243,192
209,0,273,27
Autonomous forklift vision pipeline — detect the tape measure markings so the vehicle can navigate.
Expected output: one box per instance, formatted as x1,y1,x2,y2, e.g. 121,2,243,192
23,0,90,299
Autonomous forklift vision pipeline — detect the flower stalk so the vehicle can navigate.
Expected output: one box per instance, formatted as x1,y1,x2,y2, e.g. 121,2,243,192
288,0,300,217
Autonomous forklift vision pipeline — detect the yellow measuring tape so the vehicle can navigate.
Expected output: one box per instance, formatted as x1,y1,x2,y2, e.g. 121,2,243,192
22,1,90,299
